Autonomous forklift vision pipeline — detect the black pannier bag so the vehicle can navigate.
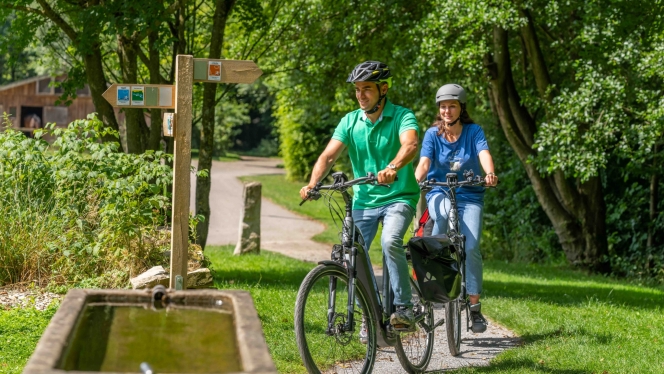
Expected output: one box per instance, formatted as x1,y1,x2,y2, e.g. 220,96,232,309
407,234,461,303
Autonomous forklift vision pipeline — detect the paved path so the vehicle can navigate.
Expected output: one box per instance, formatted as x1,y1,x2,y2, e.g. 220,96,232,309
195,157,520,373
191,156,332,262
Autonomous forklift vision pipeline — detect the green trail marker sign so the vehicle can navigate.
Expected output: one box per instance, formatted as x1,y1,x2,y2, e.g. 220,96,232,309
103,55,262,289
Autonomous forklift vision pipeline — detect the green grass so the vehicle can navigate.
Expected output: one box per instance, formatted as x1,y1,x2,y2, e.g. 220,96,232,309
0,305,57,373
239,174,415,266
191,149,242,162
464,261,664,374
206,246,314,373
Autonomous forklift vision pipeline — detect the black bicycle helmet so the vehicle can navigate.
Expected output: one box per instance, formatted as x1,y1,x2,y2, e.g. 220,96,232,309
347,61,392,84
347,61,392,114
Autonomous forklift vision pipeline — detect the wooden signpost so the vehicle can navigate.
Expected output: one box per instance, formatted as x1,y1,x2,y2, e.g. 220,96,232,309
103,55,262,289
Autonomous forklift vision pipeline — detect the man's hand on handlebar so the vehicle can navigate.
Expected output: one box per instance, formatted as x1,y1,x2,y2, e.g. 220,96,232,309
377,168,397,184
299,185,314,200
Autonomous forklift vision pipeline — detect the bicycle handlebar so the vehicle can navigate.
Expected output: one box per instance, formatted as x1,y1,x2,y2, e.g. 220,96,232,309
419,170,498,191
300,172,392,205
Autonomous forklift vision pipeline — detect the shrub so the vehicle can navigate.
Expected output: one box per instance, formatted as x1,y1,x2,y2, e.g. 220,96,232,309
0,114,172,288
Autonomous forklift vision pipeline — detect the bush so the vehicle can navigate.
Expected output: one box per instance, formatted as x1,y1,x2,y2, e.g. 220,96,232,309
0,114,172,288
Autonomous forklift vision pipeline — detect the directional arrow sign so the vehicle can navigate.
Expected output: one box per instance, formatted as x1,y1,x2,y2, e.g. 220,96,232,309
102,83,176,109
193,59,263,84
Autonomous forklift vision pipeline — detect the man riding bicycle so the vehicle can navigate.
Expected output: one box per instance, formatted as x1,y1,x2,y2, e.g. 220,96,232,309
299,61,420,334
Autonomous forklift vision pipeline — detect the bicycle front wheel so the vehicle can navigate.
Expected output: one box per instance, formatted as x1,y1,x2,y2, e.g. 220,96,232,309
294,264,377,374
394,280,435,373
445,298,462,356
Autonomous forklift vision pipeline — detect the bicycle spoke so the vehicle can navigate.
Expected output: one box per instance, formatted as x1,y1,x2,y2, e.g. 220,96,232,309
395,291,434,372
296,266,375,374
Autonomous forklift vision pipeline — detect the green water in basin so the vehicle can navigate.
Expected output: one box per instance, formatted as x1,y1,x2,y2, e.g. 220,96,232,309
60,303,241,373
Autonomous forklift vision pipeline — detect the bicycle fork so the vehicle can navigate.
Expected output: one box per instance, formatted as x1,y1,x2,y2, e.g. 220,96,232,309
326,217,358,335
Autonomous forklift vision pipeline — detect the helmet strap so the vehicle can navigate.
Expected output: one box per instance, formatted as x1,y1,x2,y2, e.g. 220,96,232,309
365,83,386,115
446,116,461,126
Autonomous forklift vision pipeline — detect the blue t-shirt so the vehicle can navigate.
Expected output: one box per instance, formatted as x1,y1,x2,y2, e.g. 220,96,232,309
420,124,489,205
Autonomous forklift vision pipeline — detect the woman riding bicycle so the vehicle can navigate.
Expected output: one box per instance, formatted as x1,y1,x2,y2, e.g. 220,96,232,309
414,84,497,333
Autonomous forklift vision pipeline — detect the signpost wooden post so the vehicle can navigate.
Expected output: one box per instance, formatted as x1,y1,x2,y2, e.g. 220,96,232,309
102,55,262,290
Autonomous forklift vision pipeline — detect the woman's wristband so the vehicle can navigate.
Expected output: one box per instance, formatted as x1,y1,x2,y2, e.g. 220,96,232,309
487,172,496,177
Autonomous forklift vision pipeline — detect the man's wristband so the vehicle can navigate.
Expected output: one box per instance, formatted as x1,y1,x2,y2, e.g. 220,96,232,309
487,172,496,177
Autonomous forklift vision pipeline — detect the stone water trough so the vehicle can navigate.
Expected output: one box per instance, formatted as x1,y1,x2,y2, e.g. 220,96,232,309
23,289,277,374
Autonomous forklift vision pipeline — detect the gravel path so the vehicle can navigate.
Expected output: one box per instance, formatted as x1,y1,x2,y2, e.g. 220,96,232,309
191,157,332,262
372,311,520,372
0,288,60,311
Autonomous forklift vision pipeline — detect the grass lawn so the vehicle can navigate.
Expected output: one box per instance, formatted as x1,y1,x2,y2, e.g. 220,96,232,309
191,149,242,162
206,246,315,373
0,305,57,374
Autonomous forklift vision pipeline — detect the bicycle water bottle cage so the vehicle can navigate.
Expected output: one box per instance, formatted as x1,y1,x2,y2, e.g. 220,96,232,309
446,173,458,184
331,172,348,185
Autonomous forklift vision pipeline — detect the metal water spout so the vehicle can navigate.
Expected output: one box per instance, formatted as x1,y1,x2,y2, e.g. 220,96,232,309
140,362,154,374
151,285,167,302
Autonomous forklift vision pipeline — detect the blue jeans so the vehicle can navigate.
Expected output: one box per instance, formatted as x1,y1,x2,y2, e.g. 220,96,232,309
353,202,414,307
427,194,484,295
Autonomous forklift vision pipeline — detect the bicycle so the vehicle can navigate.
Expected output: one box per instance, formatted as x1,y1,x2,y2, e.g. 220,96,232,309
417,170,489,356
294,172,436,374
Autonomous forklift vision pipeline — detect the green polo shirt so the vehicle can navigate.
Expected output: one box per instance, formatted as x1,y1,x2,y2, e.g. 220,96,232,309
332,99,420,210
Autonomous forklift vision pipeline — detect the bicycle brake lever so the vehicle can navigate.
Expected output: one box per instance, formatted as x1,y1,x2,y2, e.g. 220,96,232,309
299,190,321,205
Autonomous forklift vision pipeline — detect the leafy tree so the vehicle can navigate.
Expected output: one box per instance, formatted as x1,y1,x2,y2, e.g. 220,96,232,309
267,0,664,275
2,1,121,145
0,13,38,85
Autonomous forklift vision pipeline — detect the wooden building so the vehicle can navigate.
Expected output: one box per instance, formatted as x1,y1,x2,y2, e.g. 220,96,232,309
0,75,94,136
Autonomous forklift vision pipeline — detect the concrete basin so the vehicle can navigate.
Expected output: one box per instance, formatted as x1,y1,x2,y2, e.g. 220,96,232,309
23,289,276,374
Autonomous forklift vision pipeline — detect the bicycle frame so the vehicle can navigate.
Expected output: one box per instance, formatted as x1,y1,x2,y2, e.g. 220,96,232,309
317,186,398,348
312,174,428,348
442,173,468,304
422,171,489,331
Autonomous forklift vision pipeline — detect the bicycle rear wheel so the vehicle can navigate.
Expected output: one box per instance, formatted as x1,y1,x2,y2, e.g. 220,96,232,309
445,298,462,356
395,281,435,373
294,264,376,374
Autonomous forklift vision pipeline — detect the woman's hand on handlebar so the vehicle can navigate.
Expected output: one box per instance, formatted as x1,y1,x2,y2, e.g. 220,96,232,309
484,173,498,187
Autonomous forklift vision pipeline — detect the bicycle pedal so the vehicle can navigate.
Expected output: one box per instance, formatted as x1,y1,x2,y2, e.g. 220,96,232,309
392,324,416,332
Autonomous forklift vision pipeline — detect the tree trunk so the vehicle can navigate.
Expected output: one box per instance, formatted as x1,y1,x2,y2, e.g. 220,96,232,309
147,31,164,151
195,0,236,248
486,25,609,272
82,49,122,147
118,36,147,154
648,143,659,250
